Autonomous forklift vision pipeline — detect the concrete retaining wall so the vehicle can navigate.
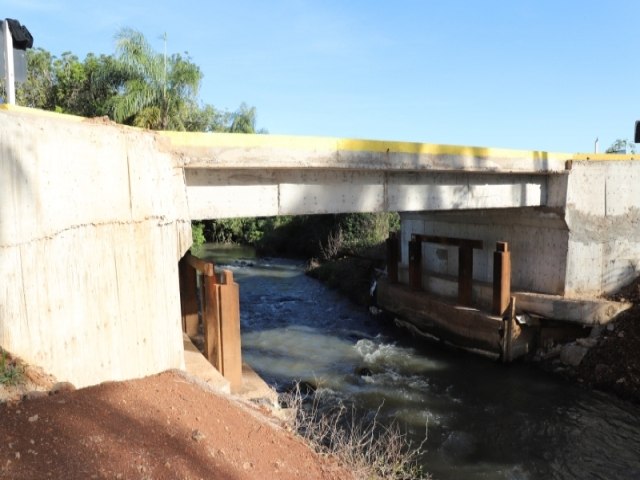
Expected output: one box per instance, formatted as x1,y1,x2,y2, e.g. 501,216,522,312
0,108,191,387
399,160,640,299
563,160,640,296
400,208,569,294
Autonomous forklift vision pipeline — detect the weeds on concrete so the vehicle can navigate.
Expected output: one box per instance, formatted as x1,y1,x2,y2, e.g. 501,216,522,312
281,384,430,480
0,348,24,386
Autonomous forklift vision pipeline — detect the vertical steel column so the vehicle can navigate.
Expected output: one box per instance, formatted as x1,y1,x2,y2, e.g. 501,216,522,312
458,245,473,306
408,235,422,290
492,241,511,316
178,257,199,336
386,232,399,283
217,270,243,392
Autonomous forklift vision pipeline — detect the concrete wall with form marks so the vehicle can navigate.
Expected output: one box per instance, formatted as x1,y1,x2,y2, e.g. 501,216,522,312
399,157,640,299
0,107,192,387
564,159,640,296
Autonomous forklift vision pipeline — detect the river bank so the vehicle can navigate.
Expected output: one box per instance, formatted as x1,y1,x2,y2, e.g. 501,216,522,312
307,249,640,404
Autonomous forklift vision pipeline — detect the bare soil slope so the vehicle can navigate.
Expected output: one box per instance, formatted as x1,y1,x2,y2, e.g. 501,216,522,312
0,370,351,480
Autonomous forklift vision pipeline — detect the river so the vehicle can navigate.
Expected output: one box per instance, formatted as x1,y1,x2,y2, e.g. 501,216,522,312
196,244,640,480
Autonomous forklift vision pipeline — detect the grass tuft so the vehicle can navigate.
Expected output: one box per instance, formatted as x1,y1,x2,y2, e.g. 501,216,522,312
281,384,430,480
0,348,24,386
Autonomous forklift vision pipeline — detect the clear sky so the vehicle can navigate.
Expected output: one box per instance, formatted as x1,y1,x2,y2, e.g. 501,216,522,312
3,0,638,153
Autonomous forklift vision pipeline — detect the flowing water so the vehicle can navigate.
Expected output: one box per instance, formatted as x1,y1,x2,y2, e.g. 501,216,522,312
197,244,640,480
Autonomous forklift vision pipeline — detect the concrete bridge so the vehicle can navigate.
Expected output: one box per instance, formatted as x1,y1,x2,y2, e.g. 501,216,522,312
1,105,638,387
164,130,567,219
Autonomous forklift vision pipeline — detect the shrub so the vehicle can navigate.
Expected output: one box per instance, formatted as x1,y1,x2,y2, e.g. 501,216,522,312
191,221,206,247
0,349,24,386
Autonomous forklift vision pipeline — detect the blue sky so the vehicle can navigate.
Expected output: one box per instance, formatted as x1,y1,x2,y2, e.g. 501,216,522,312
3,0,638,152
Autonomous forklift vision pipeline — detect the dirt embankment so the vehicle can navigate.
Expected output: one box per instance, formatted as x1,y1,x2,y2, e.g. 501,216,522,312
536,278,640,403
0,370,351,480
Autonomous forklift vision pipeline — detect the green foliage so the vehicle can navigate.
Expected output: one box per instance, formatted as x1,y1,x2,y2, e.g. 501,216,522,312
206,213,401,259
0,349,23,386
14,29,261,134
191,222,206,247
606,138,636,154
336,212,400,253
204,217,279,245
110,28,202,131
16,49,128,117
15,48,55,109
229,102,257,133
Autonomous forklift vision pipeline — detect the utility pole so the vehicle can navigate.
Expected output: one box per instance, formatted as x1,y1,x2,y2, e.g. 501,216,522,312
2,19,15,104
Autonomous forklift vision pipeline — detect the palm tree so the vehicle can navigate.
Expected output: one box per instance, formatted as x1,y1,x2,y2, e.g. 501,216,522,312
111,28,202,130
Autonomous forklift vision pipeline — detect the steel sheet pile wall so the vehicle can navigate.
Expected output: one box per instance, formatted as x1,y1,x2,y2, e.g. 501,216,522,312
0,108,192,387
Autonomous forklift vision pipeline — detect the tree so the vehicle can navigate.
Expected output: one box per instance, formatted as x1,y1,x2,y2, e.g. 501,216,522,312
16,49,128,117
62,53,129,117
183,103,230,132
110,28,202,130
229,102,257,133
606,138,636,154
15,48,55,109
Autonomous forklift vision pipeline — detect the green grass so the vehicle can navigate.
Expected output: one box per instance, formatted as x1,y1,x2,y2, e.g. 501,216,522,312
0,349,24,386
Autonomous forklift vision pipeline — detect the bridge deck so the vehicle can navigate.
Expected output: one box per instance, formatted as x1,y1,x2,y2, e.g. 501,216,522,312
159,130,571,173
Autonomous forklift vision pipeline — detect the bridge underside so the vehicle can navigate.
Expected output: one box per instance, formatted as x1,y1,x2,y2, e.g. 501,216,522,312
185,168,551,219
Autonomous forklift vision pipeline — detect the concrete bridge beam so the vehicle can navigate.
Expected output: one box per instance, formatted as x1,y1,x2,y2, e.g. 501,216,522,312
185,168,552,219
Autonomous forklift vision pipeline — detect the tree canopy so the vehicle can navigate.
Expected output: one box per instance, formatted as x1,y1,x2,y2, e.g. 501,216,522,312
12,28,261,133
606,138,636,154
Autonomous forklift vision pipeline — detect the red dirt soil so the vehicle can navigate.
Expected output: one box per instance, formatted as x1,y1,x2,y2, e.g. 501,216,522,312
0,370,352,480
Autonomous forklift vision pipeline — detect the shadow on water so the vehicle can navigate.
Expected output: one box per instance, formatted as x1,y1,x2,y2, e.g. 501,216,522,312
200,244,640,480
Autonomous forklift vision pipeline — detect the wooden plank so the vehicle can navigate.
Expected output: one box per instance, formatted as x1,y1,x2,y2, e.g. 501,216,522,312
458,246,473,306
218,270,243,393
203,274,222,370
377,279,502,353
185,252,216,277
386,232,399,283
178,257,199,336
408,237,422,290
414,234,483,250
492,242,511,315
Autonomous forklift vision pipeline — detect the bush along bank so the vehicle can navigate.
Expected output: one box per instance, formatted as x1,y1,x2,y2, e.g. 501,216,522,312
305,245,386,307
192,213,399,306
289,213,397,306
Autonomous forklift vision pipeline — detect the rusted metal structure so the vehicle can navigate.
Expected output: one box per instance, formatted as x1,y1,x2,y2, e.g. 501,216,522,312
179,254,243,391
